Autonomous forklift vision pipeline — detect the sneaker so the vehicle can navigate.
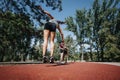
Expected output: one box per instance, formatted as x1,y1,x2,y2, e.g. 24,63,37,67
50,57,54,63
43,56,47,63
60,61,65,64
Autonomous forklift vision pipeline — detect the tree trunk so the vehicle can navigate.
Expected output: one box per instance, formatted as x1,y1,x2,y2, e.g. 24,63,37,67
100,47,104,62
96,45,100,61
0,48,5,62
80,44,84,61
89,39,93,61
0,52,4,62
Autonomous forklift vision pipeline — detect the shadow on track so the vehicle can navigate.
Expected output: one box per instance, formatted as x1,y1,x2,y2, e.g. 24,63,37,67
46,62,75,67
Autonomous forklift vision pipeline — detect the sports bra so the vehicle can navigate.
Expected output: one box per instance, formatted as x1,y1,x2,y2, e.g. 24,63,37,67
49,19,58,26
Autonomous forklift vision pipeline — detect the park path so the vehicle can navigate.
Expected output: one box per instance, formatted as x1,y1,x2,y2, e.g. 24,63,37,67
0,62,120,80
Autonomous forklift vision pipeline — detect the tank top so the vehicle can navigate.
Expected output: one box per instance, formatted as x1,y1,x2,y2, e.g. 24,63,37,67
49,19,58,26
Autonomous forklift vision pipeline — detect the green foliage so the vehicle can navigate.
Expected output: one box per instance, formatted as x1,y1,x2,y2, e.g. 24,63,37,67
0,0,63,62
0,10,43,61
0,0,62,25
65,0,120,62
92,0,120,61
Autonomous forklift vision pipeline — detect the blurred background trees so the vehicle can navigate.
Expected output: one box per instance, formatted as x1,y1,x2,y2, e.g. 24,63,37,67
0,0,62,62
65,0,120,62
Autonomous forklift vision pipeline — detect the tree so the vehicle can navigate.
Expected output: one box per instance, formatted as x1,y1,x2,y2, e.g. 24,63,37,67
84,9,94,61
0,0,62,25
65,9,88,61
0,0,63,62
92,0,120,61
0,10,34,61
65,0,120,62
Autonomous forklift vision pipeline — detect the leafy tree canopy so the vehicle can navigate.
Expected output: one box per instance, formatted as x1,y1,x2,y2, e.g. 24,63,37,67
0,0,62,25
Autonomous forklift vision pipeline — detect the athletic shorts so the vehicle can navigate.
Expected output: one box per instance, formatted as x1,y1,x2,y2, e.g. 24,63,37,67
64,49,67,55
60,49,67,55
60,49,64,53
44,22,56,32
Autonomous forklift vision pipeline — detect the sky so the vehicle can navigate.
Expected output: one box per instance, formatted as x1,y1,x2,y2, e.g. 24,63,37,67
41,0,94,38
43,0,94,20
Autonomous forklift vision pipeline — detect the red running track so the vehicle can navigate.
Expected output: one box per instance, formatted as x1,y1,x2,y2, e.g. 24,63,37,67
0,62,120,80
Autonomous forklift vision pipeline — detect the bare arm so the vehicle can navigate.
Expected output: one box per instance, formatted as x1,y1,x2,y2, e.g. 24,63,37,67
37,6,54,19
43,11,54,19
57,25,64,42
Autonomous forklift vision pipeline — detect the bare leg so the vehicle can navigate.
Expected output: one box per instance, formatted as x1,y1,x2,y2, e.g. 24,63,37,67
43,30,50,57
64,54,68,63
50,32,55,57
60,53,64,62
63,53,65,61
